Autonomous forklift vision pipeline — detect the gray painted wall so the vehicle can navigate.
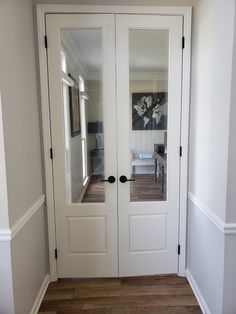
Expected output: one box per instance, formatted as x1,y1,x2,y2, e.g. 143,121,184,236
0,0,48,313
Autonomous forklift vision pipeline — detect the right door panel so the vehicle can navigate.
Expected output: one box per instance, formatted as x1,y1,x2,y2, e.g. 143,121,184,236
116,15,183,276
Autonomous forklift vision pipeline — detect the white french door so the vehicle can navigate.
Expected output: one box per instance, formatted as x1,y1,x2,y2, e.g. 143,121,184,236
46,13,183,278
46,14,118,277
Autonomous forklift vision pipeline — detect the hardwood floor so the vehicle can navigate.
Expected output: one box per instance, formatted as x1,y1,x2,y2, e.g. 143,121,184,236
82,175,105,203
38,275,202,314
82,174,166,203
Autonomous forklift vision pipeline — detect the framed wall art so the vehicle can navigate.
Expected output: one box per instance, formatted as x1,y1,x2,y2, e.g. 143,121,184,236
68,73,81,137
132,92,167,130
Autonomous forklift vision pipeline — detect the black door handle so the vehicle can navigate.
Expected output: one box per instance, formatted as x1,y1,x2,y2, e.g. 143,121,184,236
119,175,135,183
100,176,116,183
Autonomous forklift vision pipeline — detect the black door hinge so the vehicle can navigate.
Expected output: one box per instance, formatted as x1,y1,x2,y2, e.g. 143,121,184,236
182,36,185,49
178,244,181,255
179,146,182,157
55,249,58,260
50,148,53,159
44,35,48,49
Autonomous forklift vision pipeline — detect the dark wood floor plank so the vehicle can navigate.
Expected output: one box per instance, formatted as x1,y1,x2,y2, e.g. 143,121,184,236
81,295,199,309
44,288,74,301
74,284,192,299
39,300,82,312
56,306,202,314
38,312,57,314
48,278,121,290
121,274,189,286
38,275,202,314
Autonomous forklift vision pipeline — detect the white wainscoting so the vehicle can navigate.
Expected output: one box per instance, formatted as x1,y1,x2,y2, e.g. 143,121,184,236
187,192,236,314
0,194,48,314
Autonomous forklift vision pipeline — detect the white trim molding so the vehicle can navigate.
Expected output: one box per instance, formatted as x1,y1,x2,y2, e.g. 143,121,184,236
0,229,11,242
11,194,45,239
0,195,46,242
29,274,50,314
186,269,211,314
188,192,236,235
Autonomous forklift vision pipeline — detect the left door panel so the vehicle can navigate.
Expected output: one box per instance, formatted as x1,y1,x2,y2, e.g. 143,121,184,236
46,14,118,277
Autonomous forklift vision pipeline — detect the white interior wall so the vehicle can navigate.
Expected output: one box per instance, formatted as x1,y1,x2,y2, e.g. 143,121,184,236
187,0,236,313
34,0,195,5
226,6,236,223
222,5,236,312
0,0,49,313
189,0,234,221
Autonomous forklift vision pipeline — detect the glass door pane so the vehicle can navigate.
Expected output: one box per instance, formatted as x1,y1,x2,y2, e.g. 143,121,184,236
129,29,168,202
61,29,105,203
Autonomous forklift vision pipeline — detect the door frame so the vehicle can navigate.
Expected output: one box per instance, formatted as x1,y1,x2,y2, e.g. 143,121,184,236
36,4,192,281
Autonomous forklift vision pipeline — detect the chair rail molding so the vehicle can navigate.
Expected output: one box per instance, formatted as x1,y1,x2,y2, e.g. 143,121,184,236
0,194,46,242
188,191,236,235
0,229,11,242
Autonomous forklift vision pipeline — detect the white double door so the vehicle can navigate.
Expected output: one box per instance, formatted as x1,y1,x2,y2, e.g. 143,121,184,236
46,13,183,278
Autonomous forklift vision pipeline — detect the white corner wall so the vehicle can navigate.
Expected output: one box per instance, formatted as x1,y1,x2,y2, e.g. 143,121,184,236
0,0,49,313
188,0,236,313
189,0,235,221
226,3,236,224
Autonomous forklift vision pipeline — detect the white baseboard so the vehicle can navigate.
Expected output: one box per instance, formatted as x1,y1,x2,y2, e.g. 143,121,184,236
186,269,211,314
30,274,50,314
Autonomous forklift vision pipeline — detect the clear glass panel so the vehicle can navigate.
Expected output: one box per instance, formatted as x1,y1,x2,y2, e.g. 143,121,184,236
129,29,168,202
61,29,105,203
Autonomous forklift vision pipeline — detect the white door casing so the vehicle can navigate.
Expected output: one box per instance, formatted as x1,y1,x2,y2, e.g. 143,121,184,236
46,14,118,277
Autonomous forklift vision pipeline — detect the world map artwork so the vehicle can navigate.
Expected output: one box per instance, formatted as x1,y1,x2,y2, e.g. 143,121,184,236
132,92,167,130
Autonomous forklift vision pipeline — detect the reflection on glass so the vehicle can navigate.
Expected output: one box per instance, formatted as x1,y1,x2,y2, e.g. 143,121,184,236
129,29,168,202
61,29,105,203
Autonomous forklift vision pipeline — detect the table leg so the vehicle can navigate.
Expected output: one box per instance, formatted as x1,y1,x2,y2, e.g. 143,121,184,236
161,165,164,194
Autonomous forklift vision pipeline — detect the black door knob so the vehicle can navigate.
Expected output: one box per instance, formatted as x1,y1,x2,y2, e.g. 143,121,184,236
100,176,116,183
119,175,135,183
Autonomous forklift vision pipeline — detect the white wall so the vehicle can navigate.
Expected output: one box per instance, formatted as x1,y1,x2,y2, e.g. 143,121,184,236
34,0,195,6
0,0,49,313
188,1,236,313
226,6,236,223
189,0,235,221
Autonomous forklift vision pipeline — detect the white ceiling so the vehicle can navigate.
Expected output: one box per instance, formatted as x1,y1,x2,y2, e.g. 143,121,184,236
62,28,168,76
